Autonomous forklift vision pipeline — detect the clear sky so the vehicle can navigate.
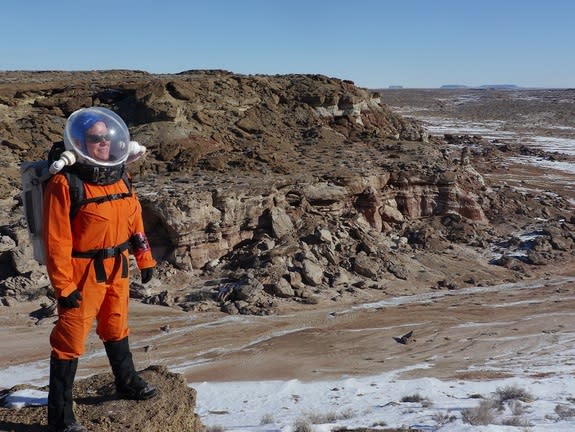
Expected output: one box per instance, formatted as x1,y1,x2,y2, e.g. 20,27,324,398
2,0,574,89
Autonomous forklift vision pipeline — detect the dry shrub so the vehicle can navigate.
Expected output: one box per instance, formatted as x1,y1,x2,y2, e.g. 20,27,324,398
306,411,337,423
501,416,531,427
495,385,534,405
400,393,432,407
431,411,457,426
301,408,355,424
462,399,498,425
555,404,575,419
508,399,526,416
260,413,274,424
463,388,534,427
293,418,313,432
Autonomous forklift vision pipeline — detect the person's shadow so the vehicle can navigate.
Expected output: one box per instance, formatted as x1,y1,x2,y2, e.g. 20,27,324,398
0,383,118,431
0,421,45,431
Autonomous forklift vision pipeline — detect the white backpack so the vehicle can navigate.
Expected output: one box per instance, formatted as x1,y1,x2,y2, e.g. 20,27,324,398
20,142,76,264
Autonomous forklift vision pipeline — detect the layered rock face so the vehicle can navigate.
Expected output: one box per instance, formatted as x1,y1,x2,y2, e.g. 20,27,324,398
0,71,572,313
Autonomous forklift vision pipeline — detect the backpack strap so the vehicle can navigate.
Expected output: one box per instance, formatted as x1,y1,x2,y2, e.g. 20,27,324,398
65,171,86,220
121,171,132,193
65,171,133,220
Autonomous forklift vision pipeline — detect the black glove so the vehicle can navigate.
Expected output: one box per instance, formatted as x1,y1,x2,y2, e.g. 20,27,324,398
58,290,82,308
141,267,154,284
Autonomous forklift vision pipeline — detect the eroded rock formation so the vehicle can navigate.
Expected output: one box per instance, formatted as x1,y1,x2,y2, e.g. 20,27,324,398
1,71,573,315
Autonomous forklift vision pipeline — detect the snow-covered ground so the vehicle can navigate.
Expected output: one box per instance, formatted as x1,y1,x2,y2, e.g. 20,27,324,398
3,278,575,431
191,374,575,431
4,360,575,431
396,111,575,176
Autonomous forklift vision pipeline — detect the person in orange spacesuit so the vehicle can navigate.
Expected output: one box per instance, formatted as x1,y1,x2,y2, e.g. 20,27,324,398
43,107,156,432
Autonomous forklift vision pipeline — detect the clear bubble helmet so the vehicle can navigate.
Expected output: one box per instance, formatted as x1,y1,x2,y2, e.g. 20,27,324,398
64,107,144,167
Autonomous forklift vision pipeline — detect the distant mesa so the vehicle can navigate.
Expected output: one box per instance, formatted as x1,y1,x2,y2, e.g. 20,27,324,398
479,84,518,89
440,84,519,90
385,84,520,90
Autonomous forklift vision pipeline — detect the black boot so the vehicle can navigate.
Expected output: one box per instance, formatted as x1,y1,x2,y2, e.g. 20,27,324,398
104,337,157,400
47,356,87,432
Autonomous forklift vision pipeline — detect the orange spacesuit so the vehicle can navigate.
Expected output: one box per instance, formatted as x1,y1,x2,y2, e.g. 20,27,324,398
43,172,156,359
43,107,157,432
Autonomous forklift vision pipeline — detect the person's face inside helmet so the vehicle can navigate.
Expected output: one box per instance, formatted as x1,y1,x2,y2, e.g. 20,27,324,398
85,121,111,161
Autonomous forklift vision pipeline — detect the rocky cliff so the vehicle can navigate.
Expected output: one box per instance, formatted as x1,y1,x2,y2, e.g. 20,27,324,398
1,71,573,315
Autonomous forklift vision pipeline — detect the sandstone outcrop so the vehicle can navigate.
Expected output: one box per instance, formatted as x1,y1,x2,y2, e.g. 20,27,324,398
0,366,203,431
1,71,573,315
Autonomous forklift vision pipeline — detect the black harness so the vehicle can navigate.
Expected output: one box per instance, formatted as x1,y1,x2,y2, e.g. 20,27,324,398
65,167,134,283
72,240,131,283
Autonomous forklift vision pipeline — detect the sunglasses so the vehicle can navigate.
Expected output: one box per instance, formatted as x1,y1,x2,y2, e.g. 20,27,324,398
86,133,112,143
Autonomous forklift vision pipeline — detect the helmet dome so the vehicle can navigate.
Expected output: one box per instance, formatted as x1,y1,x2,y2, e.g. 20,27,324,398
64,107,131,167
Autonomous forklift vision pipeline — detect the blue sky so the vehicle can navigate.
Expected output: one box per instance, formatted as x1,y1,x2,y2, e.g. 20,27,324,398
2,0,573,88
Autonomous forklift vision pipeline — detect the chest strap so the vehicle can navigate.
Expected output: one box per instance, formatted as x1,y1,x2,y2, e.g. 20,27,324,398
72,240,130,283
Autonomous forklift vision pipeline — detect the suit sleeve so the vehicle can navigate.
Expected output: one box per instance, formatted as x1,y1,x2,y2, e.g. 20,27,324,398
130,187,157,270
43,175,77,298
